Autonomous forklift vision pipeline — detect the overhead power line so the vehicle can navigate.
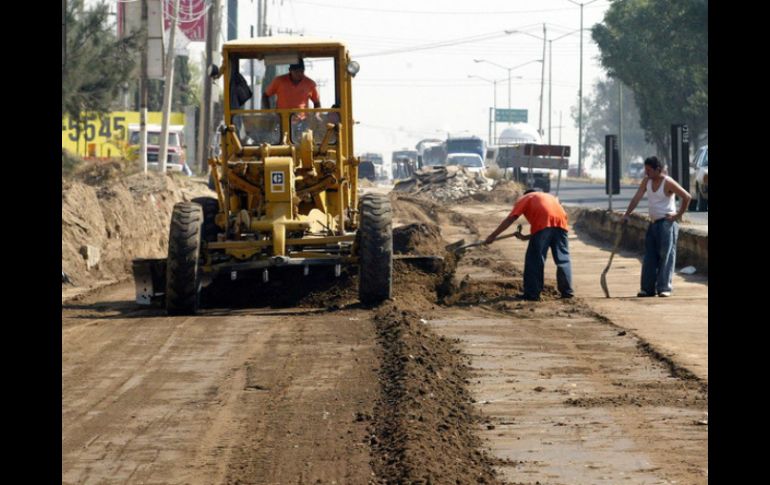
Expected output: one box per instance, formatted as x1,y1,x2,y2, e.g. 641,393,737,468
289,0,610,15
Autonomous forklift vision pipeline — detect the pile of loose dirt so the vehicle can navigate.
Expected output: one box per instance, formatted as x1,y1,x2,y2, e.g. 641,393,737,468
62,167,215,294
358,178,376,188
459,178,525,205
392,166,494,202
391,194,481,237
369,302,504,485
393,222,446,256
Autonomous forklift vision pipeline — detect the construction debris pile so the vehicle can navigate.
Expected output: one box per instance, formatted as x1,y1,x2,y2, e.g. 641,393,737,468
392,166,493,202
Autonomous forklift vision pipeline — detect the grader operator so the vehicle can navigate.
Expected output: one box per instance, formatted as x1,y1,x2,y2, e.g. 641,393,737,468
133,38,393,314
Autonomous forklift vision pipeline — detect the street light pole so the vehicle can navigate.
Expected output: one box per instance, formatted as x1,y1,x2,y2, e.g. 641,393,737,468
469,74,499,143
474,58,542,124
538,23,546,138
567,0,598,177
548,40,552,144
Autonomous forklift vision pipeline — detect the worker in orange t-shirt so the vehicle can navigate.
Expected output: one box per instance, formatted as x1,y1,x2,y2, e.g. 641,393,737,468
261,59,321,113
484,188,574,301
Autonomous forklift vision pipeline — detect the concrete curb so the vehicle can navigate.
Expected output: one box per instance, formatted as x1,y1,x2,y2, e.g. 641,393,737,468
565,207,708,275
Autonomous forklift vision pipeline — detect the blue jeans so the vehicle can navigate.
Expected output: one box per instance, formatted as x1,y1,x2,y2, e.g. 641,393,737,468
524,227,574,299
641,219,679,294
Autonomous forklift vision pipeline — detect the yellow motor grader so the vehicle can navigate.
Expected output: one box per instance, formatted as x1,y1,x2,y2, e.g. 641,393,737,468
133,37,393,314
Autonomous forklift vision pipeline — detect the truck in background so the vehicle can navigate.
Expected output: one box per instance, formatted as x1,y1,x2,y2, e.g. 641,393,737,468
415,139,445,168
391,149,418,179
359,152,386,180
445,134,486,161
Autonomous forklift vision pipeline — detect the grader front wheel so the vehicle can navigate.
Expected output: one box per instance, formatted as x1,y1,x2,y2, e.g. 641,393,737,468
358,194,393,305
166,202,204,315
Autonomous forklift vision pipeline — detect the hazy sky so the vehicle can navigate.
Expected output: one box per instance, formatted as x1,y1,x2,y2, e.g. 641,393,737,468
155,0,613,169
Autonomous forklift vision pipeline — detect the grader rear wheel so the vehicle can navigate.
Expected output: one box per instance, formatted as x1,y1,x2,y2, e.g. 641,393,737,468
166,202,204,315
358,193,393,305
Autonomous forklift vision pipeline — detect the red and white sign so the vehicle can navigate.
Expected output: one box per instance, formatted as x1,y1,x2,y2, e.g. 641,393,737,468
164,0,207,42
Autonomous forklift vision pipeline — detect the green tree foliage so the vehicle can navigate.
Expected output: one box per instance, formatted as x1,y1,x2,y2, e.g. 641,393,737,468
573,77,658,170
62,1,139,119
592,0,708,160
148,56,199,111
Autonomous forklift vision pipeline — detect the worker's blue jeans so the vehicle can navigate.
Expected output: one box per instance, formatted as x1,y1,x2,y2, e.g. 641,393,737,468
641,218,679,295
523,227,574,299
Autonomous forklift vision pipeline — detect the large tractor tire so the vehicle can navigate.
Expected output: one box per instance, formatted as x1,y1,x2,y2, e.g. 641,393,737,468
358,193,393,305
192,196,219,242
166,202,204,315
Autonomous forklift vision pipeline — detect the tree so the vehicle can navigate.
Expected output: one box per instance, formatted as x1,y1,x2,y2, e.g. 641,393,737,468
62,1,139,120
592,0,708,161
147,56,199,111
572,77,658,170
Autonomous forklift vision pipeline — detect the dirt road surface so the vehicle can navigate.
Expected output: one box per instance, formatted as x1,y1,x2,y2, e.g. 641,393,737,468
62,184,707,484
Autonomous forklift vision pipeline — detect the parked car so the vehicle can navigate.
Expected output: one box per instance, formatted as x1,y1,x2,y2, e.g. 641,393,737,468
446,152,485,175
127,124,192,175
691,145,708,211
627,160,644,179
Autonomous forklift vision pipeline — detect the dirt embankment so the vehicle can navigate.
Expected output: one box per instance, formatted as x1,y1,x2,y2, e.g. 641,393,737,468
62,161,215,295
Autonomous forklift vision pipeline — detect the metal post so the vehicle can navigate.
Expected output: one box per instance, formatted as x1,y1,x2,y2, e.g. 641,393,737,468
199,0,220,174
487,108,492,144
548,40,552,144
507,68,511,110
227,0,237,40
140,0,148,174
538,24,547,138
618,80,623,174
159,0,181,173
577,3,585,177
493,80,497,144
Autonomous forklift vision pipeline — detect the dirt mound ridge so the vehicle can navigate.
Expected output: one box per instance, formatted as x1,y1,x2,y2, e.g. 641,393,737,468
369,302,503,484
62,170,214,297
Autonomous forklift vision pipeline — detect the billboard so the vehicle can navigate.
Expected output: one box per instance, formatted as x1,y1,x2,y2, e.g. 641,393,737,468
164,0,207,42
62,111,185,158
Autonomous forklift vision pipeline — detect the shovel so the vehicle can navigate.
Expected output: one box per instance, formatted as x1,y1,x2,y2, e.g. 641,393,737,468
600,222,626,298
446,224,523,255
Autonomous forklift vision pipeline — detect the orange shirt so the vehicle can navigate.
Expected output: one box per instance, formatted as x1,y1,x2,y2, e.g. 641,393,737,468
264,74,320,109
509,192,569,235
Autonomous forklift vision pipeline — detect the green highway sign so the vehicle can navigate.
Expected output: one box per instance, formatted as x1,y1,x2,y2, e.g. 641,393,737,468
495,108,528,123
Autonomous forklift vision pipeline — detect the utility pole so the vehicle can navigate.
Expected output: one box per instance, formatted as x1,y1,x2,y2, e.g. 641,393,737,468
140,0,149,174
62,0,66,73
567,0,598,178
548,40,552,144
228,0,237,40
159,0,181,173
618,80,623,173
198,0,220,174
578,3,584,176
258,0,262,36
262,0,267,36
538,23,546,138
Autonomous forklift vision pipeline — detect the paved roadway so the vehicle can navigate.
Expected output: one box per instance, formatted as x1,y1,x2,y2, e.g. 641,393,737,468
553,178,708,229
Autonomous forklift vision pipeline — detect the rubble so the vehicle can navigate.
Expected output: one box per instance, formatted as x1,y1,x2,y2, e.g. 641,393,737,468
393,166,493,202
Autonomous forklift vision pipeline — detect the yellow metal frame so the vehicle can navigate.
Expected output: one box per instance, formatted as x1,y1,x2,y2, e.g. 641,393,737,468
204,38,361,263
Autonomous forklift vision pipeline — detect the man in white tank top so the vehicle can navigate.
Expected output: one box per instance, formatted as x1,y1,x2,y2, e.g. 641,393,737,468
622,156,691,297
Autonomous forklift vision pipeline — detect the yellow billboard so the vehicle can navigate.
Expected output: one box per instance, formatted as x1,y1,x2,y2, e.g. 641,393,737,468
61,111,185,158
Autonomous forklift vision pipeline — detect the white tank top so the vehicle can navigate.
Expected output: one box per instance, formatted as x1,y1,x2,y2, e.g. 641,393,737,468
647,175,676,221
